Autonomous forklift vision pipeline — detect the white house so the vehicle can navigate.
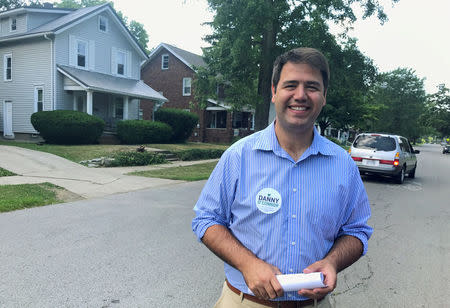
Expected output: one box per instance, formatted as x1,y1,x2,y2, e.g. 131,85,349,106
0,3,166,139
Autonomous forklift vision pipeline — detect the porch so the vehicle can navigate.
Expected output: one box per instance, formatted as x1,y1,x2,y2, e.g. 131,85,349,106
57,65,167,132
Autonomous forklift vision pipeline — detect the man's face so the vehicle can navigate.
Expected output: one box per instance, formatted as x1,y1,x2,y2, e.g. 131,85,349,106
271,62,326,134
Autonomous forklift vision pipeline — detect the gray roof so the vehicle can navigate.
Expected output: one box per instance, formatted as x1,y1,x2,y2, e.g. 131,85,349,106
145,42,206,70
57,65,167,102
29,5,105,33
0,4,147,58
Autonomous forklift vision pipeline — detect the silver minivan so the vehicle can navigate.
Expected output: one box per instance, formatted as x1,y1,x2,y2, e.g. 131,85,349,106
349,133,420,184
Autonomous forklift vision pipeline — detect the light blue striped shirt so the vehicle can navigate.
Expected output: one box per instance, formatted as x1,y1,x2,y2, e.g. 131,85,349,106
192,122,372,301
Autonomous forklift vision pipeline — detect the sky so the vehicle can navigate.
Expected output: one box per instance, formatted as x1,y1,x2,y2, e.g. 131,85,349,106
112,0,450,94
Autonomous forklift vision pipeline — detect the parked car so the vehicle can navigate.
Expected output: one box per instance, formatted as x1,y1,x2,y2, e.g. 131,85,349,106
443,144,450,154
349,133,420,184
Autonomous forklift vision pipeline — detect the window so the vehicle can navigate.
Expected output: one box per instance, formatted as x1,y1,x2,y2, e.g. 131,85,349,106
76,40,87,68
117,50,126,75
98,16,108,32
10,18,17,31
161,54,169,69
114,97,124,119
183,77,192,96
34,87,44,112
4,54,12,81
207,111,227,128
232,112,252,129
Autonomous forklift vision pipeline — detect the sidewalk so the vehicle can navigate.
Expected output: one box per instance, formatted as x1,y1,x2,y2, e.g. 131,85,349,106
0,145,215,199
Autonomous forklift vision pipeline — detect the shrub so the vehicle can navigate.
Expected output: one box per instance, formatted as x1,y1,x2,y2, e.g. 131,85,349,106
109,151,166,167
174,148,225,161
154,108,198,143
31,110,104,144
116,120,172,144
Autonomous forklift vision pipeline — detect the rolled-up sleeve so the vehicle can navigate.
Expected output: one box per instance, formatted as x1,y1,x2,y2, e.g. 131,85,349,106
337,162,373,255
192,149,238,241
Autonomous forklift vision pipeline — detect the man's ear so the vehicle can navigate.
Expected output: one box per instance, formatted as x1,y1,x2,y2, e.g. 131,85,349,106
271,84,276,102
322,89,327,106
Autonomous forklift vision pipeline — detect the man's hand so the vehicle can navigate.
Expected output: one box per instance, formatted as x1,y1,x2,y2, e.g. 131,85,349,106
297,259,337,300
240,258,284,300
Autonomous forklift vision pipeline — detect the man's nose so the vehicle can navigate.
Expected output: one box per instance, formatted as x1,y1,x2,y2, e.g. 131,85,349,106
293,86,307,100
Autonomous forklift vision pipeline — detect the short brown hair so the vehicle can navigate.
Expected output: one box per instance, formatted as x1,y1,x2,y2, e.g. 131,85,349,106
272,47,330,93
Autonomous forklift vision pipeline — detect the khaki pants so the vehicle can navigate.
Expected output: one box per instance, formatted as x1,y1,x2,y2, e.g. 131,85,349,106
214,282,333,308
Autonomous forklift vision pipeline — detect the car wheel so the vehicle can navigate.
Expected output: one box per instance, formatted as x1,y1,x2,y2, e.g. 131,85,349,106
395,166,406,184
408,165,416,178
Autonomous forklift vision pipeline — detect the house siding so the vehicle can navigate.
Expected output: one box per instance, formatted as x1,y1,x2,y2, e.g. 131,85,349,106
0,38,52,134
0,13,26,36
54,10,144,112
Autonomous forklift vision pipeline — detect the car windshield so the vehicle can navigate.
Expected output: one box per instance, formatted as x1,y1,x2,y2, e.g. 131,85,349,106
353,135,397,151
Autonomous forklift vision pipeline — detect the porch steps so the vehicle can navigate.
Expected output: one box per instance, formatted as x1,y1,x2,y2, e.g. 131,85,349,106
156,150,178,162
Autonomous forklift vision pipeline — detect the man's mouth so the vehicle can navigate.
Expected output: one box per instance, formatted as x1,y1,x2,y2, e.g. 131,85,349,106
289,106,308,111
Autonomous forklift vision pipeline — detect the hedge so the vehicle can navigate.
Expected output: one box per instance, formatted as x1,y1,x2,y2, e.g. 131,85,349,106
174,148,225,161
108,151,166,167
31,110,104,144
154,108,198,143
116,120,173,144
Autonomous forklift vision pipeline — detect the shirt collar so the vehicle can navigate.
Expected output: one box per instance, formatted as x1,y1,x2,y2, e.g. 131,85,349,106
253,121,336,157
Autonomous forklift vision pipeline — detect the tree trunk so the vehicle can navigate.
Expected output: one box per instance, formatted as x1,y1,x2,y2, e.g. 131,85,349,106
255,0,277,131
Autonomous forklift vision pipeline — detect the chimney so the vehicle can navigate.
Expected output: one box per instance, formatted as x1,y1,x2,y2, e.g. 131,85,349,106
43,2,53,9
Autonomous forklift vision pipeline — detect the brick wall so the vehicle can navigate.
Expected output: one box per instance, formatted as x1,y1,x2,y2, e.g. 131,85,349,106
141,49,196,111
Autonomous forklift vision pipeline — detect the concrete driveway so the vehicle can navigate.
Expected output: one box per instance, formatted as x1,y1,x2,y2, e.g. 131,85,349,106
0,145,216,199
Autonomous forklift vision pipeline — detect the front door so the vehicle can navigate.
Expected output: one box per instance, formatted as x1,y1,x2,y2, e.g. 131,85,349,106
3,101,14,138
74,94,86,112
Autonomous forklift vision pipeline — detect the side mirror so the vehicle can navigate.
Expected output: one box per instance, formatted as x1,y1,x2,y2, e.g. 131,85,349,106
413,149,420,154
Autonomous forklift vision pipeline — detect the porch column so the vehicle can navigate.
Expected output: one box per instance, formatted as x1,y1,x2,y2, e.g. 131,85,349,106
86,90,93,115
123,96,129,119
73,96,77,110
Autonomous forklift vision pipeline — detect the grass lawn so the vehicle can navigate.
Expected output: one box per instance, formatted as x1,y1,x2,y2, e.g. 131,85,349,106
0,182,67,213
0,140,229,163
129,161,218,181
0,167,16,177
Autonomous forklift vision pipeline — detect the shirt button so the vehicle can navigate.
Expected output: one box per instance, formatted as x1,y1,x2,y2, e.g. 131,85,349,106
289,268,294,273
291,241,296,246
287,294,292,298
292,214,296,219
293,188,297,192
293,164,298,167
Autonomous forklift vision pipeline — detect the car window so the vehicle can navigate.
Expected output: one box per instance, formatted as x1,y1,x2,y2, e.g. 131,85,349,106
399,138,411,153
353,135,397,151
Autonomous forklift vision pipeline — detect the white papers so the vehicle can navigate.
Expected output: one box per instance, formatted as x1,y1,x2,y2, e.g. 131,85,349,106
276,272,326,292
247,272,326,294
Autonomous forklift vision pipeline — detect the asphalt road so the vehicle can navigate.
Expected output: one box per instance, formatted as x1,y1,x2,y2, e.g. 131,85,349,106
0,144,448,307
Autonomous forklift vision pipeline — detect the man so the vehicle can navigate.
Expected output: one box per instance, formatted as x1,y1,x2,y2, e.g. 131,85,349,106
192,47,372,308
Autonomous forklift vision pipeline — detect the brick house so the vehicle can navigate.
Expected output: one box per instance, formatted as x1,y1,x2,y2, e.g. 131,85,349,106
140,43,254,143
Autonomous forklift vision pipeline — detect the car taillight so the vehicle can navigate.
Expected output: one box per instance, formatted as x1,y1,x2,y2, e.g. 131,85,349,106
352,156,362,162
394,152,400,166
380,160,394,165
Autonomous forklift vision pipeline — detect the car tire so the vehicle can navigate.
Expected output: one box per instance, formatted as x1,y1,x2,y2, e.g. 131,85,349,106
395,166,406,184
408,165,416,178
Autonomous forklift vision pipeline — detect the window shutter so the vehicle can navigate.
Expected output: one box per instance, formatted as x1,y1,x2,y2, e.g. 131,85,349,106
89,40,95,70
111,47,117,75
69,35,75,66
126,51,132,77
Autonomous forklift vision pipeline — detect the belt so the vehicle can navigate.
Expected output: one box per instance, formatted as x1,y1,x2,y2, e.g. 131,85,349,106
226,279,320,308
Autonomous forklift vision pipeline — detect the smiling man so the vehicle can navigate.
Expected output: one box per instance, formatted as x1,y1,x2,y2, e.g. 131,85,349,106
192,47,372,308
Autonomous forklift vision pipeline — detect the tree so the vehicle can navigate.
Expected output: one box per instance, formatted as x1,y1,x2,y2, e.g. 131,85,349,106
422,85,450,137
1,0,23,10
53,0,149,53
199,0,399,131
370,68,427,142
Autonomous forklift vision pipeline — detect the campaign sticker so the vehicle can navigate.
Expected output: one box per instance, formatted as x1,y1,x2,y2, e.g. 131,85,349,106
255,188,282,214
